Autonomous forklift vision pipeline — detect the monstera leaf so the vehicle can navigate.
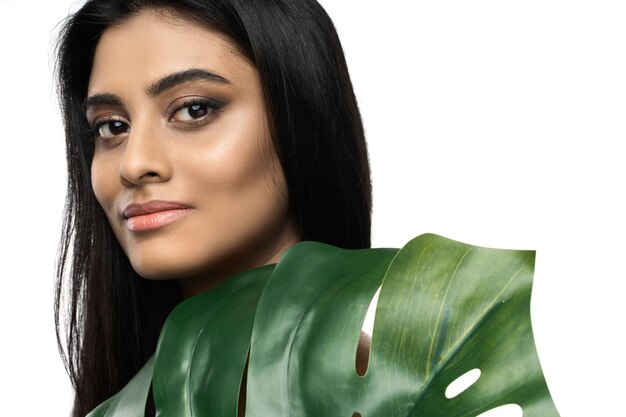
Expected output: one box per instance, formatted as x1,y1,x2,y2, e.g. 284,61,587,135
87,234,560,417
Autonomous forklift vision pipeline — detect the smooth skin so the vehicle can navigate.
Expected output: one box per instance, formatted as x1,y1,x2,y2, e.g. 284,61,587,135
87,9,301,297
86,9,370,414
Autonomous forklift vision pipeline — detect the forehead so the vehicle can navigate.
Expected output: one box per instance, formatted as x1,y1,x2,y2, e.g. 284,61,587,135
88,9,252,96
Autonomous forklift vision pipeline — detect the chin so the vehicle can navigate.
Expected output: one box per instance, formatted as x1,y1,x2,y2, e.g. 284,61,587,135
131,262,183,281
127,249,195,281
127,244,228,284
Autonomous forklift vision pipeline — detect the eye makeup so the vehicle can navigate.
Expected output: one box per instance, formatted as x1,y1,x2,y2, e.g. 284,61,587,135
87,94,226,143
167,96,225,128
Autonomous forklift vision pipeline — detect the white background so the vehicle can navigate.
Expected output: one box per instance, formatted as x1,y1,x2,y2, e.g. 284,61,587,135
0,0,624,416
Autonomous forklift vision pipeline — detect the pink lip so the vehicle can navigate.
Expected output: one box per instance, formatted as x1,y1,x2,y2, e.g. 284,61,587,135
122,200,193,232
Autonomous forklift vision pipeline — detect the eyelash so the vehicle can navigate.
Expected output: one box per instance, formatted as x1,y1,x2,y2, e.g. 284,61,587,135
90,116,129,143
90,97,224,142
167,97,224,125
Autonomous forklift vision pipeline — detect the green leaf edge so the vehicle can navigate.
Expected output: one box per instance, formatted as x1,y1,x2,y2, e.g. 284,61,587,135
85,233,561,417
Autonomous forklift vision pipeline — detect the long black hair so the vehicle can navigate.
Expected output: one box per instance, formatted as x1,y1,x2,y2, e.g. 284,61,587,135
54,0,371,415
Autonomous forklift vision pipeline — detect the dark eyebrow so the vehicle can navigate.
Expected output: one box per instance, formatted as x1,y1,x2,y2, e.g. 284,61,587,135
82,69,230,114
145,68,230,97
82,93,122,113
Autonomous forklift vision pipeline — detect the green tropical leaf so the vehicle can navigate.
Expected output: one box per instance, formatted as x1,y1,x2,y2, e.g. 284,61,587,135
86,355,154,417
245,243,398,416
153,264,275,417
86,233,560,417
246,233,559,417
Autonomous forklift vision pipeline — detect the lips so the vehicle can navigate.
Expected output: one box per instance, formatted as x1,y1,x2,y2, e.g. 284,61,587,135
122,200,193,232
123,200,192,219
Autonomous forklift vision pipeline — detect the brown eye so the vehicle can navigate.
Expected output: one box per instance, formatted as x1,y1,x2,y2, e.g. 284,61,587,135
168,97,223,124
95,119,130,139
174,103,209,121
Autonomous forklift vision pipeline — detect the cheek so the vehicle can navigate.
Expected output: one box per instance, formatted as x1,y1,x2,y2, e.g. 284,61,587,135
231,144,289,237
188,108,281,200
181,118,288,233
90,153,118,212
187,144,283,213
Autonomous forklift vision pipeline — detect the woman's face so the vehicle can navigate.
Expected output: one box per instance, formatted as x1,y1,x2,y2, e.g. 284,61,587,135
86,9,301,296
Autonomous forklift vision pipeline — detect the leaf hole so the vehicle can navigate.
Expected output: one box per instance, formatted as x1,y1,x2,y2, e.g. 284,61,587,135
355,331,370,376
445,368,481,399
356,285,381,376
352,413,362,417
144,383,155,416
237,351,250,417
361,285,381,336
476,404,523,417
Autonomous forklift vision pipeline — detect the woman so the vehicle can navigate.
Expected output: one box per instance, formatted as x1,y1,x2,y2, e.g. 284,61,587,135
56,2,561,417
55,0,371,415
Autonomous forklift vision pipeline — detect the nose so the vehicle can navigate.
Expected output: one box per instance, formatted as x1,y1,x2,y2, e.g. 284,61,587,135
119,118,172,187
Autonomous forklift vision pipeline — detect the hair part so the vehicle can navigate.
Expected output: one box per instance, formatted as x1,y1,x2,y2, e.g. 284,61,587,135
54,1,371,416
